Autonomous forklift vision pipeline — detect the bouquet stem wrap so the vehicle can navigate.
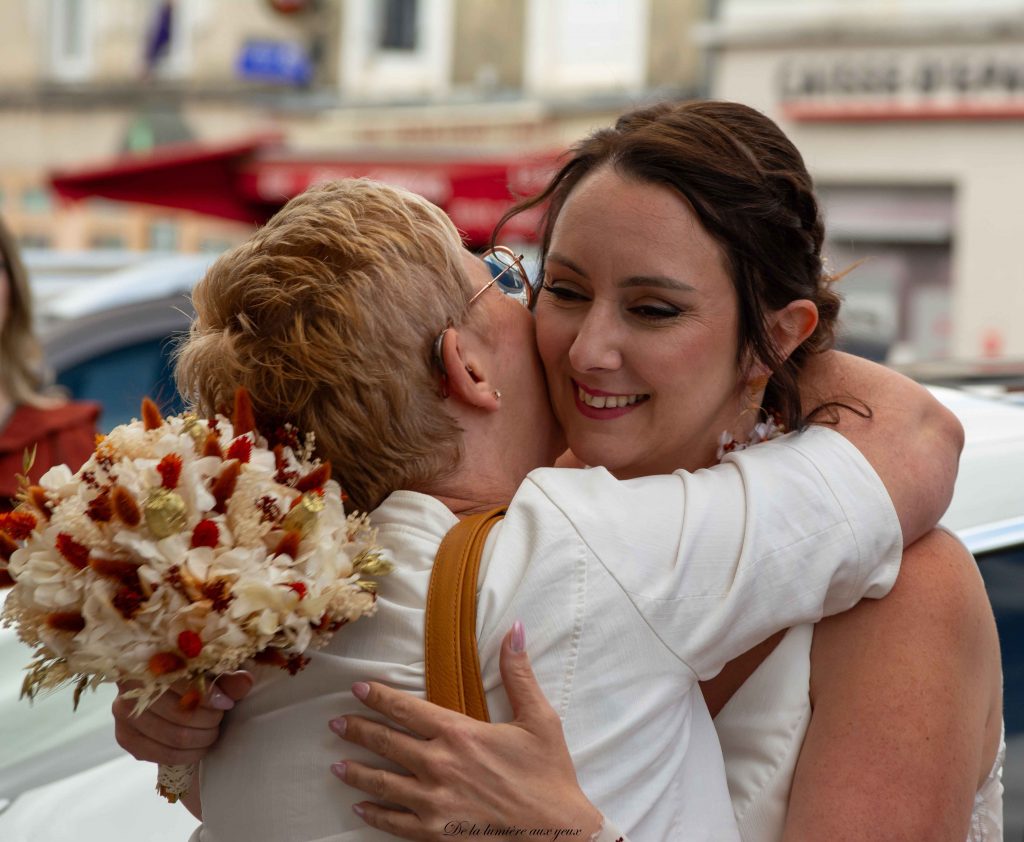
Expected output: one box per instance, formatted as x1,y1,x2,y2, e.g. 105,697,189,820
157,762,196,803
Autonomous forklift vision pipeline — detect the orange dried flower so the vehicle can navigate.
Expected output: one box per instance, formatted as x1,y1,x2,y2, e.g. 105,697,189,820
0,511,36,540
28,487,52,519
112,584,145,619
177,630,203,658
190,519,219,549
178,687,202,712
253,649,287,669
272,444,287,470
111,485,142,527
157,454,184,489
141,397,163,431
56,533,90,570
226,436,252,464
211,461,241,514
0,532,17,561
253,649,309,676
284,653,309,675
273,443,298,485
272,531,301,560
46,611,86,633
89,556,140,585
200,578,234,613
148,651,186,677
232,387,256,436
295,462,331,493
202,432,224,459
86,491,112,522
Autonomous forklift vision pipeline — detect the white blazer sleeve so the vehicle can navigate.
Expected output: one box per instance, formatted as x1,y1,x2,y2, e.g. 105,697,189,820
526,426,902,679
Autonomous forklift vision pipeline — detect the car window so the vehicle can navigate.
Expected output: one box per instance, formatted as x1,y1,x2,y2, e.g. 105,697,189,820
56,336,185,430
976,544,1024,731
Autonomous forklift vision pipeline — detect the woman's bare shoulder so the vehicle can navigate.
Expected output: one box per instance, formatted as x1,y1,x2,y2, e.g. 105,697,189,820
811,527,1000,694
784,528,1002,840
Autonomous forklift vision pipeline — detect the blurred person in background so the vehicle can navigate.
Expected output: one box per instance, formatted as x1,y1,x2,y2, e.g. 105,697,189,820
0,214,98,514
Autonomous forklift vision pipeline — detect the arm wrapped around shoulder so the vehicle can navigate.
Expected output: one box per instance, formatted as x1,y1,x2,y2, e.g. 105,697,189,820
799,351,963,545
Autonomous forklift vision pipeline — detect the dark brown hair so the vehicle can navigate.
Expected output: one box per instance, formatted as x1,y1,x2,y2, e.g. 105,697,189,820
498,99,848,431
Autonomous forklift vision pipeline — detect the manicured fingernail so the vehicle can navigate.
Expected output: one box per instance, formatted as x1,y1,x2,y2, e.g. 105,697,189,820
511,620,526,653
352,803,365,818
329,717,347,737
208,688,234,710
330,761,347,780
352,682,370,700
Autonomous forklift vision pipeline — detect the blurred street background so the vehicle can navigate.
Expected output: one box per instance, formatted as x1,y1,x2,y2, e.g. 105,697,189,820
0,0,1023,838
3,0,1024,368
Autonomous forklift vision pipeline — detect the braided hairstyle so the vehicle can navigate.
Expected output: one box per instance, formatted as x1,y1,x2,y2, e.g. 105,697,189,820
498,100,846,431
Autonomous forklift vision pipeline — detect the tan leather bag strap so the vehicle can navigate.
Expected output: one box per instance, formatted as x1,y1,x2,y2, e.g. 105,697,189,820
425,507,506,722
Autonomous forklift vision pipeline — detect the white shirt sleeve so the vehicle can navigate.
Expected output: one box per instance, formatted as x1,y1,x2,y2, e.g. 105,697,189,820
525,425,902,679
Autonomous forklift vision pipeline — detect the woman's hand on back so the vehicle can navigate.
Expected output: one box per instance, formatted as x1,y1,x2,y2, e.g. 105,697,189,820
332,623,604,841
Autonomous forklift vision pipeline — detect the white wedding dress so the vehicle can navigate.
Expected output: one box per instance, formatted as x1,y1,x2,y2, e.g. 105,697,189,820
714,624,1005,842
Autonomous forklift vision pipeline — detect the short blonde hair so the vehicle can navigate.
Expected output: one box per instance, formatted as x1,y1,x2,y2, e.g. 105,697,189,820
175,179,473,511
0,214,46,405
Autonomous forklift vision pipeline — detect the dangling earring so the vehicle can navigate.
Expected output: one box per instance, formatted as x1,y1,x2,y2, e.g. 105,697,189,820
492,390,502,400
716,374,784,462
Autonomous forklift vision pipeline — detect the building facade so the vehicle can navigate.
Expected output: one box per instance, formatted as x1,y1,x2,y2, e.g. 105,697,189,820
0,0,707,253
704,0,1024,360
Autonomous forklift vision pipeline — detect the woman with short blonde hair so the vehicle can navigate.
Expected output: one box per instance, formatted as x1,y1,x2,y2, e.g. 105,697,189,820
176,179,473,513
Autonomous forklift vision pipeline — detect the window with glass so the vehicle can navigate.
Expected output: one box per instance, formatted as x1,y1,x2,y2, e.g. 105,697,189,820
89,233,127,251
147,219,180,252
378,0,418,50
49,0,93,80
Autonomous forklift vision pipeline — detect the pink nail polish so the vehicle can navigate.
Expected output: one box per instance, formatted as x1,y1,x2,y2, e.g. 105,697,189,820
352,682,370,700
207,688,234,710
328,717,347,737
353,804,366,819
511,620,526,653
330,761,347,779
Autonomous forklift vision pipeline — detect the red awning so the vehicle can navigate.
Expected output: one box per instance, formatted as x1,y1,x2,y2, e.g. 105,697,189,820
50,136,562,247
51,135,285,225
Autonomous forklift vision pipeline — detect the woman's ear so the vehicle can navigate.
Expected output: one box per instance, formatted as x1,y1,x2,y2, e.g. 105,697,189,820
768,299,819,363
438,327,501,412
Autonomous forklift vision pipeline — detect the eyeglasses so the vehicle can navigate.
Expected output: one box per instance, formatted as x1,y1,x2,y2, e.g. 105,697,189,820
432,246,532,393
472,246,533,310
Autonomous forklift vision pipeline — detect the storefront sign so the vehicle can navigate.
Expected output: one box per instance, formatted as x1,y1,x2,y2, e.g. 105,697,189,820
778,47,1024,120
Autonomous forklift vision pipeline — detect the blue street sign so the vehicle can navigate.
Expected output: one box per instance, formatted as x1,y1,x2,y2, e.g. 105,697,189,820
236,39,313,86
